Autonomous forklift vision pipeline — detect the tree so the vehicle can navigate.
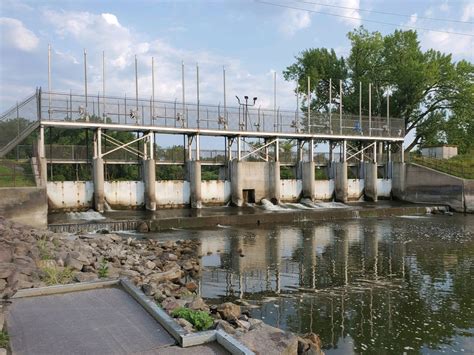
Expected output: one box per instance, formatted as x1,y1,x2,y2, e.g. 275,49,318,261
283,26,474,153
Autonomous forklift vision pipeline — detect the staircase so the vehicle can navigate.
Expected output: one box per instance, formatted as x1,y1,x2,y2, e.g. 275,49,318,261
0,91,39,158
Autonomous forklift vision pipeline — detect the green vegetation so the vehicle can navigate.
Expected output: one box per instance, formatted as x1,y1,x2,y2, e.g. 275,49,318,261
280,166,296,179
0,330,9,348
0,160,35,187
284,26,473,154
315,167,329,180
37,238,53,260
171,307,214,331
411,154,474,179
40,266,74,286
98,259,109,278
201,166,220,180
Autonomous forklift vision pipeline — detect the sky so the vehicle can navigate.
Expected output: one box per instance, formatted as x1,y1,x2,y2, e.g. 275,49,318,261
0,0,472,147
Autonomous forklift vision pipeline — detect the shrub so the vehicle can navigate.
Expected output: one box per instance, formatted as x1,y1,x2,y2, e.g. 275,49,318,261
37,238,53,260
98,259,109,279
171,307,213,331
40,267,74,286
0,330,9,348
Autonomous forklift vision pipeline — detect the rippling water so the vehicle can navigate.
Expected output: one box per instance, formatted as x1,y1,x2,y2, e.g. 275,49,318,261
145,214,473,354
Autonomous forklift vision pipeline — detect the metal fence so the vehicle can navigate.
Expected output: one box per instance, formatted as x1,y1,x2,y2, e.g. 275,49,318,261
40,91,405,138
410,155,474,179
0,159,36,187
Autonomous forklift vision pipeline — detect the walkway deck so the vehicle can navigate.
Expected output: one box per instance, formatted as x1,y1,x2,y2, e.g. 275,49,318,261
7,287,228,354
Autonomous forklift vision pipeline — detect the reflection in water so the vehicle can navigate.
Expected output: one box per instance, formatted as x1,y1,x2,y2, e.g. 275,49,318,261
149,215,474,354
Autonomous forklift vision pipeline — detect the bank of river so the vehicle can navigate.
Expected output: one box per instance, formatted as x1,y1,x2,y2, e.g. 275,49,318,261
134,214,474,354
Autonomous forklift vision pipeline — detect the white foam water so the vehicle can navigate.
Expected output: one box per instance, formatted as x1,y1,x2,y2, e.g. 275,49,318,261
67,210,106,221
284,203,313,210
300,198,348,209
261,199,288,211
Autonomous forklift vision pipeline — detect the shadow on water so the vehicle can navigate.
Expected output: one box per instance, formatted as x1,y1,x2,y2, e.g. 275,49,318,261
143,215,474,354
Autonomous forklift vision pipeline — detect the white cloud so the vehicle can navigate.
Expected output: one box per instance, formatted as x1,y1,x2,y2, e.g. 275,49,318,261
0,17,39,51
280,9,311,36
461,2,474,22
421,30,474,60
40,10,296,110
409,13,418,25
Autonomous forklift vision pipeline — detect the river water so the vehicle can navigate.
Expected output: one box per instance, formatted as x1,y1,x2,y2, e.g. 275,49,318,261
140,214,473,354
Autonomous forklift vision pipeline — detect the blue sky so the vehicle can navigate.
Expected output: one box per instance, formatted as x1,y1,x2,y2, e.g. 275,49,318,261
0,0,472,148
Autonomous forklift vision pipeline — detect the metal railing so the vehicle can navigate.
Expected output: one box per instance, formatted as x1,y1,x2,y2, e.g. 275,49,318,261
410,155,474,179
0,159,36,187
40,91,405,138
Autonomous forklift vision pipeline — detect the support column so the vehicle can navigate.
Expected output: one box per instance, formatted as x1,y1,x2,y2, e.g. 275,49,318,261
143,159,156,211
188,160,202,208
364,161,378,201
270,161,280,204
230,159,243,206
37,125,47,187
334,161,348,203
93,128,105,212
392,162,406,199
302,161,315,200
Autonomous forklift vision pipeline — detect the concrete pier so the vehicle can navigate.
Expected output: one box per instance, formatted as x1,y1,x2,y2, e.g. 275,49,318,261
335,162,348,203
364,162,378,201
143,159,156,211
230,160,243,206
392,162,406,199
188,161,202,208
270,161,281,204
93,157,105,212
302,161,315,200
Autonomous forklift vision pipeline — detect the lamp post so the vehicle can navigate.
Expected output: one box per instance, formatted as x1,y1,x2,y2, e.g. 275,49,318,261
236,95,257,131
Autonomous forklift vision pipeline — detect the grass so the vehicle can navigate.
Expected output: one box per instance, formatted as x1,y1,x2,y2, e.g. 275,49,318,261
171,307,214,331
98,259,109,278
0,161,36,187
0,330,9,348
37,238,53,260
412,154,474,179
40,266,74,286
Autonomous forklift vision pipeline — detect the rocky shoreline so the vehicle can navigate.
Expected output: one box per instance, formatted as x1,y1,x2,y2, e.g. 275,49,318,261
0,217,323,354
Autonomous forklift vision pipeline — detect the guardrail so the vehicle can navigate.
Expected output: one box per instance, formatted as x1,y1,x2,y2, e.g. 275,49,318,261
0,159,36,187
410,156,474,179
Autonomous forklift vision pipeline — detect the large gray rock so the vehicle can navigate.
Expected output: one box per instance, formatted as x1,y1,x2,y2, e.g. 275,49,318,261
148,266,183,283
65,253,83,271
74,272,98,283
217,302,241,321
0,263,15,279
236,323,298,355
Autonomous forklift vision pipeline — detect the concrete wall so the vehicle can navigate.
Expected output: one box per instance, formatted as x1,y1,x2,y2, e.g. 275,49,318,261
348,179,364,200
403,163,472,212
314,180,334,201
156,181,190,207
201,180,231,205
377,179,392,198
104,181,145,209
0,187,47,228
48,181,93,210
280,179,302,202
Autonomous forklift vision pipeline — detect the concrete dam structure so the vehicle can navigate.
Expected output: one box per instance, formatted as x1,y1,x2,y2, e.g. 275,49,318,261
0,87,407,215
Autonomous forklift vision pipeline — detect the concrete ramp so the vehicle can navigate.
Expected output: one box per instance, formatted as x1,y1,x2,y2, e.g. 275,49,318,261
7,282,234,354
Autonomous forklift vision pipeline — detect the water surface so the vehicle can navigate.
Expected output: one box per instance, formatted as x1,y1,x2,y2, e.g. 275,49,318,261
145,214,474,354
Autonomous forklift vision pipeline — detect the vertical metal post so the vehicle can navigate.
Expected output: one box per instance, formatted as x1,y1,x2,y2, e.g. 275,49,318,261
339,79,343,134
369,83,372,136
359,81,362,131
48,44,51,119
135,55,139,113
343,140,347,162
223,66,226,122
373,141,377,163
97,128,102,158
196,63,200,127
273,71,277,131
275,138,279,162
149,132,154,160
329,78,332,132
182,61,185,122
84,49,88,113
310,138,314,162
196,134,200,161
296,80,299,132
307,76,311,133
237,136,241,161
152,57,155,122
387,89,390,133
187,136,192,161
102,51,105,118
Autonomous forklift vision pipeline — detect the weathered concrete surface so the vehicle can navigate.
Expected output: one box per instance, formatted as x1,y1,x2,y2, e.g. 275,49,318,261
230,160,281,206
392,162,406,198
314,180,334,201
92,157,105,212
0,187,47,228
104,181,145,209
7,287,230,354
156,181,190,207
144,159,157,211
302,161,315,200
280,179,302,202
201,180,231,205
364,162,378,202
402,163,473,212
47,181,94,211
335,162,348,203
377,179,392,198
188,161,202,209
347,179,364,201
